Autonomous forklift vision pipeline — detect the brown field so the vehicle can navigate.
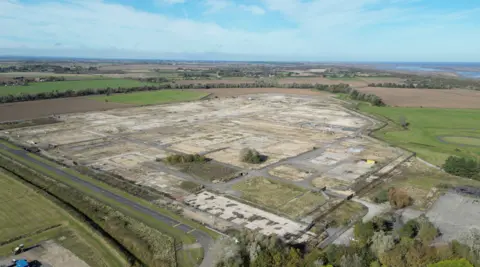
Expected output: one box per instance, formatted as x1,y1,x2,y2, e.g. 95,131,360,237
187,87,329,97
175,78,257,85
278,77,369,87
0,98,131,122
358,87,480,108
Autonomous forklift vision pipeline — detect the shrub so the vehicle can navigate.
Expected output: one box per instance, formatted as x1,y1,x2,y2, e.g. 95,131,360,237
164,153,207,164
373,189,389,203
443,156,480,179
388,187,412,209
240,148,266,164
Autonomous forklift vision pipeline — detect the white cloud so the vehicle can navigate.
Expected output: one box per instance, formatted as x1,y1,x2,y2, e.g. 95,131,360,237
239,5,265,15
156,0,185,4
204,1,265,15
0,0,479,61
204,0,231,14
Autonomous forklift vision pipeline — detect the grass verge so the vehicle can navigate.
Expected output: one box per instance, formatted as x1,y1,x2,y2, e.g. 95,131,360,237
0,169,126,267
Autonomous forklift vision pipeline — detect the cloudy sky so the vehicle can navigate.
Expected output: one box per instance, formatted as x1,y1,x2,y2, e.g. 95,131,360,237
1,0,479,61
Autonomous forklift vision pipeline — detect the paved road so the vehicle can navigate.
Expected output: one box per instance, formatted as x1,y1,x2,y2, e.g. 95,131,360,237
0,144,215,267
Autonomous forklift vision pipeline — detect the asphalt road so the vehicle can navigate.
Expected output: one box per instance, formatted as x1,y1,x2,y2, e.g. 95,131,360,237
0,144,215,267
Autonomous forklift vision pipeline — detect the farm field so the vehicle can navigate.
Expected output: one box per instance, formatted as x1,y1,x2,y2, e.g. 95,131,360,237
90,90,208,105
278,77,369,87
0,170,125,267
360,104,480,165
232,177,326,218
0,72,104,80
0,79,152,96
0,98,131,122
357,87,480,108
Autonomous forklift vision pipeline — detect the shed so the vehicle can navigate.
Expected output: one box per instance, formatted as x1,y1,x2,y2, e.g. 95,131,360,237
16,259,29,267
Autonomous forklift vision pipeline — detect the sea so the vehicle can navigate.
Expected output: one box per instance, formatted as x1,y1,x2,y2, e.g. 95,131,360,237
374,62,480,79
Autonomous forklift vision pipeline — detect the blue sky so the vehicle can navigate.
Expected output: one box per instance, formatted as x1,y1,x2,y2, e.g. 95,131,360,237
1,0,479,61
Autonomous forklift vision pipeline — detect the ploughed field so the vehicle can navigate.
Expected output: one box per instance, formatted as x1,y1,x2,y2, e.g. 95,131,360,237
357,87,480,108
0,98,132,122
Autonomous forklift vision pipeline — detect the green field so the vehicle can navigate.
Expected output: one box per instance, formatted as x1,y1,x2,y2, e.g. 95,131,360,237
0,141,218,267
0,79,151,96
91,90,208,105
232,177,326,218
0,170,126,267
359,105,480,166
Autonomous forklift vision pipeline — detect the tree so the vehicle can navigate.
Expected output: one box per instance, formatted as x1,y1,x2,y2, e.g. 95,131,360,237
428,259,474,267
240,148,265,164
388,187,412,209
354,221,375,246
371,231,396,255
443,156,479,179
399,115,409,129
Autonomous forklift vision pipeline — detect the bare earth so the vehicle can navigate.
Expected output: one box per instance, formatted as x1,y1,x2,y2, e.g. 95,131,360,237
176,78,257,85
0,98,132,122
358,87,480,108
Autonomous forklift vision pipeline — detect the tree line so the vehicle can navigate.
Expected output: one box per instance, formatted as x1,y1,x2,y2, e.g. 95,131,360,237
213,214,479,267
367,82,455,89
0,82,385,106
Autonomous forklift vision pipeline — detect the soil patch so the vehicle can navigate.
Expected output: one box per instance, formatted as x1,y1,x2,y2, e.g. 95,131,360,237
0,98,132,122
357,87,480,108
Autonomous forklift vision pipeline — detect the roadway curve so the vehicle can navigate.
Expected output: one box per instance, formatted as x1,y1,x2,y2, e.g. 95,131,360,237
0,143,215,267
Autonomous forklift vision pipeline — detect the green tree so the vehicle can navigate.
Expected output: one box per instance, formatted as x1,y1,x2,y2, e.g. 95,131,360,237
428,259,474,267
354,221,375,246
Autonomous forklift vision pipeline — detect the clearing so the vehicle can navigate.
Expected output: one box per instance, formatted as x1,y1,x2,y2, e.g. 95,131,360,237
90,90,208,105
232,177,326,218
0,79,151,96
0,169,125,267
360,104,480,165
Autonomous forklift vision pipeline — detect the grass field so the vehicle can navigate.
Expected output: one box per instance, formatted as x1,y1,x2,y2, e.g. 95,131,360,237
90,90,208,105
0,79,151,96
178,162,239,182
321,200,367,227
232,177,326,218
359,104,480,165
0,141,219,267
0,170,126,267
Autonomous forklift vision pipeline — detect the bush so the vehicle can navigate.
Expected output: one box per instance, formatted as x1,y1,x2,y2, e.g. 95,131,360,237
373,189,389,203
164,153,207,164
388,187,412,209
443,156,480,179
240,148,266,164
